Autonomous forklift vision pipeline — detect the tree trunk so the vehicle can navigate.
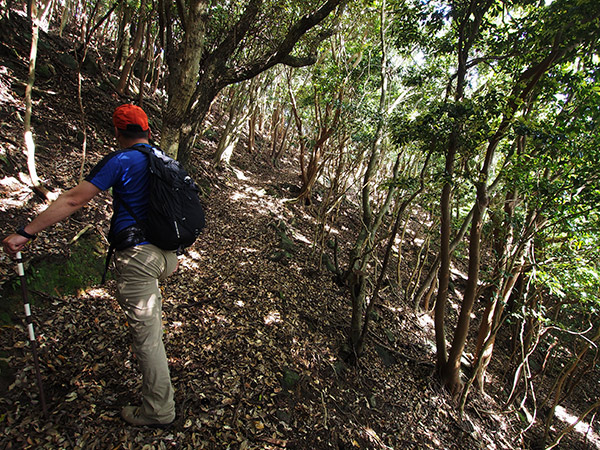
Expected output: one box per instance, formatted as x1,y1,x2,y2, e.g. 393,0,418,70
270,103,283,160
116,0,146,95
442,182,489,395
24,0,53,200
150,49,163,95
346,0,390,356
58,0,70,36
114,1,132,69
433,0,492,375
413,203,475,310
472,187,520,390
213,83,255,166
248,108,257,153
434,37,467,375
437,0,574,394
434,147,455,372
271,113,291,167
295,89,342,204
159,0,209,158
76,0,116,182
356,150,432,356
138,19,155,106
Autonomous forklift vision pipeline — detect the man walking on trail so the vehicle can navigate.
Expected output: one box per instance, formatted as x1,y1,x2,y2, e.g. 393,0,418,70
2,104,177,427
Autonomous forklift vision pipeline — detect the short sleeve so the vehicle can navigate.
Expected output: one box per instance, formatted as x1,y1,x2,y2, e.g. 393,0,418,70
85,152,123,191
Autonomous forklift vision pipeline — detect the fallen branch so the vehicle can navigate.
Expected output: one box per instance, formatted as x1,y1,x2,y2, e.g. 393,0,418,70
69,224,94,244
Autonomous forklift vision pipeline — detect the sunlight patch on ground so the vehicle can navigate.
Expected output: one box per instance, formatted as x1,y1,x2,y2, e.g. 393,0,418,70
230,192,246,202
382,304,402,313
554,405,600,449
363,427,392,449
467,416,498,450
186,249,204,260
0,66,20,106
264,310,281,325
231,167,248,180
324,224,340,235
0,177,33,209
86,287,111,299
449,297,461,312
230,185,282,216
179,254,201,270
417,312,437,353
418,312,434,331
214,313,231,326
450,264,468,280
292,231,311,245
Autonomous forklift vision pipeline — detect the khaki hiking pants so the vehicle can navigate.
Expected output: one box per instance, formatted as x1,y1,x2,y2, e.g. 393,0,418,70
114,244,178,422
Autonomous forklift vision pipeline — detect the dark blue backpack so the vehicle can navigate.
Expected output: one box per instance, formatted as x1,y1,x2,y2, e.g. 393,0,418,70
124,144,206,251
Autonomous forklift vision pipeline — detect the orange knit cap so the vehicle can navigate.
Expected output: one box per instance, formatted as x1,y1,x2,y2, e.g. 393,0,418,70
112,104,149,132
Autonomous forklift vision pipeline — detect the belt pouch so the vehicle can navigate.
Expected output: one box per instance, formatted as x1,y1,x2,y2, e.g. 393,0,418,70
111,225,146,251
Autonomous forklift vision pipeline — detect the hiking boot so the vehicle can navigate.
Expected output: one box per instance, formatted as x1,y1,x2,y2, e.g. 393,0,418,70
120,406,174,427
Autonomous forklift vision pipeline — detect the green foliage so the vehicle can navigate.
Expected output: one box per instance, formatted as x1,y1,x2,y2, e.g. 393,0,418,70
12,235,106,300
537,226,600,310
0,235,107,326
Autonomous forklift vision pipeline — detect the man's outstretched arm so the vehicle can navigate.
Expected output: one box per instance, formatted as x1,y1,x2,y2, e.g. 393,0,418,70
2,181,101,256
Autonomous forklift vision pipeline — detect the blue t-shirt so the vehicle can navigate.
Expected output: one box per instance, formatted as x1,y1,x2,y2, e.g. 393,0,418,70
85,144,151,235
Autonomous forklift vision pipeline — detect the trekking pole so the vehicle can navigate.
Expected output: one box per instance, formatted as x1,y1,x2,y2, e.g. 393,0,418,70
16,251,48,419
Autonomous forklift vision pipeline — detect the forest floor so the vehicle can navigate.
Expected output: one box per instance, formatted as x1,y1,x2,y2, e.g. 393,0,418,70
1,11,598,450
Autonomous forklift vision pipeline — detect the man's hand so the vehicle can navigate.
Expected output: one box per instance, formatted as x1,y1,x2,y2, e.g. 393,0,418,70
2,234,30,257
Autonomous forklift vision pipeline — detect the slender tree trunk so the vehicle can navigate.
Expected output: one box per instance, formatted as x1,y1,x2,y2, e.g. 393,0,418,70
116,0,146,95
75,0,116,182
114,1,131,69
296,98,341,204
442,182,490,394
24,0,53,200
270,104,282,160
248,108,257,153
271,114,291,167
472,187,520,390
433,0,495,377
356,150,432,355
213,83,254,166
434,13,470,374
347,0,389,356
150,49,163,95
138,19,154,106
413,203,475,310
58,0,70,36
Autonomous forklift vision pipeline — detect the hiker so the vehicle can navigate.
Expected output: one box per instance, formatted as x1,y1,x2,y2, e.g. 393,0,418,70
2,104,177,427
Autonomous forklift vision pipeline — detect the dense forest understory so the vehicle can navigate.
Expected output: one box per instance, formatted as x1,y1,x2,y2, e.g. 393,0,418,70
1,2,599,449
